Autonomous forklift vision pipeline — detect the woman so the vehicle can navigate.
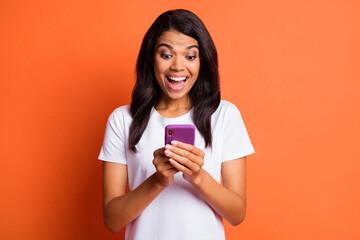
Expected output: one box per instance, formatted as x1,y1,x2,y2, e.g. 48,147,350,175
99,9,254,240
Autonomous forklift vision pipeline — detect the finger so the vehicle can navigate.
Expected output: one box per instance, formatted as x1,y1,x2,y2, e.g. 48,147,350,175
169,158,192,175
165,150,199,172
155,160,179,176
166,167,179,175
165,144,204,166
166,144,195,160
153,156,175,173
153,147,165,157
170,141,205,158
157,162,179,173
163,161,179,171
153,154,174,168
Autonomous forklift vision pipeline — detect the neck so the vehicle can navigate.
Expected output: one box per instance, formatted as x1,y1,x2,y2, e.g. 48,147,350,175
155,94,192,117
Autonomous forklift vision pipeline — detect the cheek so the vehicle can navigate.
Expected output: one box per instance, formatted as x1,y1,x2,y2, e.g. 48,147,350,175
153,61,162,79
190,62,200,77
154,59,167,77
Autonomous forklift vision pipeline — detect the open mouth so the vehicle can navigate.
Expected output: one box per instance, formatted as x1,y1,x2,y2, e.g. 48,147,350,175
167,76,187,90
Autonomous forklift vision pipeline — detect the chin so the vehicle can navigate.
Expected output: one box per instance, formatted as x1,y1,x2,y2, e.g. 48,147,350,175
164,91,189,101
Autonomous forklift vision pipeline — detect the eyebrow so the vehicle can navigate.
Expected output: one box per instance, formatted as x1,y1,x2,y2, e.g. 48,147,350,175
158,43,199,50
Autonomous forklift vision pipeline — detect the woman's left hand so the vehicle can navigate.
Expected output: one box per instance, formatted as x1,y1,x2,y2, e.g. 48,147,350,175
164,140,205,185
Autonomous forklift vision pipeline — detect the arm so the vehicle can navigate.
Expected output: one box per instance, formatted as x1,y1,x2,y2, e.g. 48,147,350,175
196,158,247,225
165,141,247,225
102,148,178,233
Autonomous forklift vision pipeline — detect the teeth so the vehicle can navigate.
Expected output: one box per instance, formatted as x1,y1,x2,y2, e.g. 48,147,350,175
168,76,187,81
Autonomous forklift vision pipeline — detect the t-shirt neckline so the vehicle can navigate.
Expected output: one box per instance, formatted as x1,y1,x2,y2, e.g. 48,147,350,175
151,106,193,125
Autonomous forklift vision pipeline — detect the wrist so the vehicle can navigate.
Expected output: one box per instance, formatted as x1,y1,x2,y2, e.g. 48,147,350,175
190,169,206,187
151,173,171,190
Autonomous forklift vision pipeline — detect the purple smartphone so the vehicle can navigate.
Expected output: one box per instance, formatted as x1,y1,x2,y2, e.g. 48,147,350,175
165,124,195,145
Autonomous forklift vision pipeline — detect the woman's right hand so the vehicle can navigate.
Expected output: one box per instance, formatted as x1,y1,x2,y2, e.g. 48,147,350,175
103,150,177,233
153,147,179,187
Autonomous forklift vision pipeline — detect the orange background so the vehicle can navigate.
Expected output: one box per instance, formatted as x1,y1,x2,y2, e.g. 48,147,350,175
1,0,359,239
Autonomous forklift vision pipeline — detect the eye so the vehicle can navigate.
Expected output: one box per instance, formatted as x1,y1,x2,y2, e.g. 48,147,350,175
186,55,197,61
161,53,172,59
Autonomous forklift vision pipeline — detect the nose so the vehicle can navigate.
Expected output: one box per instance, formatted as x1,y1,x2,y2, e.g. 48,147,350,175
170,56,185,71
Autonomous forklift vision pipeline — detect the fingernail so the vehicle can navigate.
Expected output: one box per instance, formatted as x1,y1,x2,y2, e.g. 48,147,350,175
164,150,170,156
165,144,171,149
171,140,178,145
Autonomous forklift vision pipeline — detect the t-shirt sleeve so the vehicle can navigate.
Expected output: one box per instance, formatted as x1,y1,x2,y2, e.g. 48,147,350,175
221,104,255,162
98,109,127,164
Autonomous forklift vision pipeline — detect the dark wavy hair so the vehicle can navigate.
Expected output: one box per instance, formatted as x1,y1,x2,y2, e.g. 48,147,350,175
129,9,220,152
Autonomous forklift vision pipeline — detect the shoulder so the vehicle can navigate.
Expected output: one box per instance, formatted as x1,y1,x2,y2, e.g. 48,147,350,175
211,100,245,131
218,100,237,109
214,100,241,117
106,105,132,126
109,105,131,119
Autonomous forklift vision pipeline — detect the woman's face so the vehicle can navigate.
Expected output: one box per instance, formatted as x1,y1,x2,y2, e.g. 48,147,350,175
153,30,200,103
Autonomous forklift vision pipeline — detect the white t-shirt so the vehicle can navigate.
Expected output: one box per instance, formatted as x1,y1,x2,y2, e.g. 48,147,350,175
98,100,255,240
